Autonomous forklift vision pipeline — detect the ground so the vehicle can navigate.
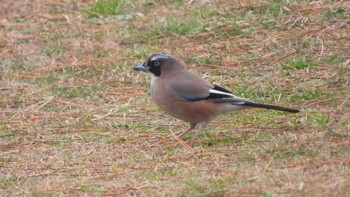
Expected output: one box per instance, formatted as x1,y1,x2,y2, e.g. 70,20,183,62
0,0,349,196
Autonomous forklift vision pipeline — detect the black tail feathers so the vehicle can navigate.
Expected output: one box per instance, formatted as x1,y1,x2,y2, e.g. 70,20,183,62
242,102,300,113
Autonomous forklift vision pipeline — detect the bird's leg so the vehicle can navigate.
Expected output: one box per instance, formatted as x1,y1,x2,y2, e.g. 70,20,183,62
177,123,197,138
192,121,208,139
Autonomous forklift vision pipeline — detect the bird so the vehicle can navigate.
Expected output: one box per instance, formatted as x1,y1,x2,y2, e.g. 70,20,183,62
133,52,299,138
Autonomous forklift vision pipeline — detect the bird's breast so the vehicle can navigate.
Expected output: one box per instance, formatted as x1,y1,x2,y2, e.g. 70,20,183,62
150,77,170,109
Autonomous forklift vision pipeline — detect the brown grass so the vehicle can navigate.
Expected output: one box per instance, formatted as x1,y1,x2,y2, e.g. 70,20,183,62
1,0,349,196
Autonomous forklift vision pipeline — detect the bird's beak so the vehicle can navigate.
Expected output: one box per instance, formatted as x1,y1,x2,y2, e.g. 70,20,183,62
133,64,148,72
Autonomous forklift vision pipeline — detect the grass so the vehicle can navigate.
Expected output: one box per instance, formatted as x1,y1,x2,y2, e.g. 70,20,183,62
283,58,317,70
83,0,136,18
1,0,350,196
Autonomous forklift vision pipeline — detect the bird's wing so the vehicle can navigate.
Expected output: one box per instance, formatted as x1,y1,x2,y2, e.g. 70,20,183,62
169,72,213,100
169,72,249,103
205,85,252,104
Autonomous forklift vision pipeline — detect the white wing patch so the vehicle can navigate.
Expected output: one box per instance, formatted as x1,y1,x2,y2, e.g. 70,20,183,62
232,101,246,105
149,53,170,61
208,88,248,101
208,89,235,97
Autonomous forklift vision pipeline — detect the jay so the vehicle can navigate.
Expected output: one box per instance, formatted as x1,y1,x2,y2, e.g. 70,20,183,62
134,53,299,138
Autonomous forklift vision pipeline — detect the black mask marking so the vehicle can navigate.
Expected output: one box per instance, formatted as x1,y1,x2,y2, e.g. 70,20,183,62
149,65,161,77
145,53,171,77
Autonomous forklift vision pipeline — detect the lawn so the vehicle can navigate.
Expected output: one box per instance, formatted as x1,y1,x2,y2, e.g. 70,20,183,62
0,0,349,196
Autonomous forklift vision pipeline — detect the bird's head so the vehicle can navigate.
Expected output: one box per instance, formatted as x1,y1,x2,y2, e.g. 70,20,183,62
133,53,183,77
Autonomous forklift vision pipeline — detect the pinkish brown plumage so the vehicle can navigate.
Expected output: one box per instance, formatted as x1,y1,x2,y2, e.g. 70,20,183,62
134,53,299,138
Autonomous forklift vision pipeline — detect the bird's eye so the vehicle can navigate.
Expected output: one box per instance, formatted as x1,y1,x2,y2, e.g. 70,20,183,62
154,61,160,66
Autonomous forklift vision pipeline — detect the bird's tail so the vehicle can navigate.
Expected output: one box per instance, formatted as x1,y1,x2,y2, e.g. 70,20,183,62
241,102,300,113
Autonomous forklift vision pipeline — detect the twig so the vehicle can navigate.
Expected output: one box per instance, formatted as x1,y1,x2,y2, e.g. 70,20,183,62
337,98,348,110
92,108,116,121
24,96,54,112
169,129,192,152
275,50,300,63
37,96,55,111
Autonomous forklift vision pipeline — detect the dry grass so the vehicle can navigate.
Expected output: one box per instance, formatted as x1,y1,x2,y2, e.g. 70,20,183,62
1,0,349,196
